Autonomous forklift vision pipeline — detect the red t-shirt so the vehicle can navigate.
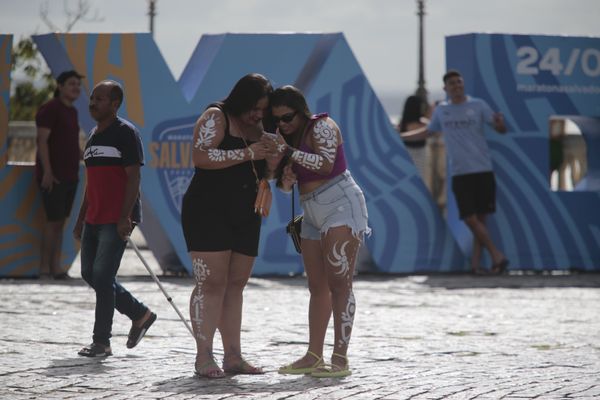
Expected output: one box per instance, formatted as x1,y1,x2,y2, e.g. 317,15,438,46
83,118,144,225
35,98,81,183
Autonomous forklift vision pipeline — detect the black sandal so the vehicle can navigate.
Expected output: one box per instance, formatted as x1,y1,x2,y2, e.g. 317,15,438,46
78,343,112,357
126,312,157,348
492,259,509,274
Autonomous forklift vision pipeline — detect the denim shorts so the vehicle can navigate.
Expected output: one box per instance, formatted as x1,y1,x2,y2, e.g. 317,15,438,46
299,170,370,240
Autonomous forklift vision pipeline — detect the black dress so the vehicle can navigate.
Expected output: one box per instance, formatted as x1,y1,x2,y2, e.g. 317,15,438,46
181,108,266,257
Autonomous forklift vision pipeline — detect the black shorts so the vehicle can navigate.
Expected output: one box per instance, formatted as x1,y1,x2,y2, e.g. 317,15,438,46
40,181,78,221
452,171,496,219
180,182,261,257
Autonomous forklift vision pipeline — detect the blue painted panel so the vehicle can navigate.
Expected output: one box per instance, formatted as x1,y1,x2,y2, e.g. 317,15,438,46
27,32,464,275
447,33,600,270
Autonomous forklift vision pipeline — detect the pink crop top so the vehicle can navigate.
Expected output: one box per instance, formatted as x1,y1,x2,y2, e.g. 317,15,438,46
292,114,348,184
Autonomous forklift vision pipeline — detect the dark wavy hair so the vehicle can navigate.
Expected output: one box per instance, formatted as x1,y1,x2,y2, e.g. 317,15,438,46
269,85,312,147
398,95,426,132
221,73,273,116
269,85,313,187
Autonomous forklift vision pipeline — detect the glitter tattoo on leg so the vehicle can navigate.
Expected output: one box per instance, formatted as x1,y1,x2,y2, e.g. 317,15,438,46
339,291,356,347
327,240,351,276
327,240,358,348
191,257,211,341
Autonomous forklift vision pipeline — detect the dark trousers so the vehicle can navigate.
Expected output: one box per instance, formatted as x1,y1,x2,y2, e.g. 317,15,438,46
81,223,147,346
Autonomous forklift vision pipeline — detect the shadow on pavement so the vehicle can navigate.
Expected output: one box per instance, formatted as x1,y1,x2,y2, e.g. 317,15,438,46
0,276,195,288
402,272,600,289
4,272,599,290
255,272,600,289
150,373,342,396
43,357,117,377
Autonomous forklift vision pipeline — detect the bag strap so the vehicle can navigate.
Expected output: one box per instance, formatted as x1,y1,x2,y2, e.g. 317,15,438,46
291,184,296,218
238,134,260,187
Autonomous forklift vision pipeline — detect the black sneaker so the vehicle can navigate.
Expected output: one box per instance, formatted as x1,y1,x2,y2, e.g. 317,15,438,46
78,343,112,357
126,312,157,349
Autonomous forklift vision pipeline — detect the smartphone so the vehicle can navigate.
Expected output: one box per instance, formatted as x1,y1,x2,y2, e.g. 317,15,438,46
263,132,278,141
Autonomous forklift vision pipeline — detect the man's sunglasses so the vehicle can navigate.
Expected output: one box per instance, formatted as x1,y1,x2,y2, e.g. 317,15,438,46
273,112,297,124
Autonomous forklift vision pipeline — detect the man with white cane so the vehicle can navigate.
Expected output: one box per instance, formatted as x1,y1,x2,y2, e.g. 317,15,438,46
73,80,156,357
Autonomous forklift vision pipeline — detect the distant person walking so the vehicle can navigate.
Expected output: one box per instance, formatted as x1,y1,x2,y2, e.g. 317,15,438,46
402,70,509,274
73,80,156,357
398,94,431,190
35,70,83,280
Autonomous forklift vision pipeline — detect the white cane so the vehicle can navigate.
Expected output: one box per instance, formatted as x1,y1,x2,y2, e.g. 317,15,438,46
127,236,194,338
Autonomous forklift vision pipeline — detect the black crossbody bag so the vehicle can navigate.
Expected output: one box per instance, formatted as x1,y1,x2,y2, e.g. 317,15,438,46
286,185,303,253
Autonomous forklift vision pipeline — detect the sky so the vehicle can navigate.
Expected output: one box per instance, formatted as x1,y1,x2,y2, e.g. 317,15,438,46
2,0,600,116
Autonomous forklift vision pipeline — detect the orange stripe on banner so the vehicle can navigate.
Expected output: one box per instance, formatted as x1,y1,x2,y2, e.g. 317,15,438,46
63,34,90,95
93,34,144,127
0,224,20,236
0,168,23,200
8,259,38,277
16,179,41,220
0,248,36,268
0,37,10,169
32,204,45,231
0,97,7,169
0,37,10,91
0,231,37,251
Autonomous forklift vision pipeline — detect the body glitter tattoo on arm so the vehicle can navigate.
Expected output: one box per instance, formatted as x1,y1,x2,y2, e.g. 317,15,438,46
207,148,245,161
339,291,356,347
192,110,252,166
194,114,218,150
289,119,338,172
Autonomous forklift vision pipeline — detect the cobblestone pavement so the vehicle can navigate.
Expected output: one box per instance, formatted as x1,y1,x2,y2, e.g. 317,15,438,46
1,248,600,399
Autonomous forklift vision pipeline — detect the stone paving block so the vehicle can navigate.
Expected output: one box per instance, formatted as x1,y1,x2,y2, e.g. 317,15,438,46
2,261,600,399
569,385,600,397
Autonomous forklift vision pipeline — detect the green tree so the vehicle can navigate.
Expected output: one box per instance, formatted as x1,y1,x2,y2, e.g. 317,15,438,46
9,37,54,121
9,0,104,121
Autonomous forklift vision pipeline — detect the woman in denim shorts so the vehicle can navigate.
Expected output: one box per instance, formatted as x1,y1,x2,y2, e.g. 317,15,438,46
267,85,370,378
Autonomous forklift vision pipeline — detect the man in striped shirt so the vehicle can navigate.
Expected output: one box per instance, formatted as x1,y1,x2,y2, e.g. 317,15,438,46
74,80,156,357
